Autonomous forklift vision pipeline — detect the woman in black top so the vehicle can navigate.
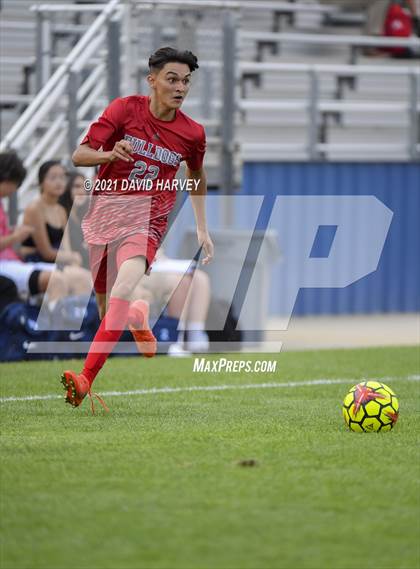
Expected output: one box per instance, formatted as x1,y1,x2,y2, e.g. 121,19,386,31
21,161,91,295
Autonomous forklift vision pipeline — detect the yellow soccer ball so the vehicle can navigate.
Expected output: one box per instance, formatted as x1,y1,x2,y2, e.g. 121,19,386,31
342,381,399,432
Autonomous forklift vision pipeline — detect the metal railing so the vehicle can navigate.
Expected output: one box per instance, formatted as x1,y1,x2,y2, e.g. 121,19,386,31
131,0,337,13
237,61,420,161
1,0,419,218
0,0,120,152
0,0,123,221
241,30,420,64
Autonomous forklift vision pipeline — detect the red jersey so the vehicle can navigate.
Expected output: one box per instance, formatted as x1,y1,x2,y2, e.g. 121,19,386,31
81,95,206,245
0,203,20,261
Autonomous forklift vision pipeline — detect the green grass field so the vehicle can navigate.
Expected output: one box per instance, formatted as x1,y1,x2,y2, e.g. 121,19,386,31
1,346,419,569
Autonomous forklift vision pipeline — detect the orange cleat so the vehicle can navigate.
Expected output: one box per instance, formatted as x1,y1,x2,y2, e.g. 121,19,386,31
61,370,89,407
60,370,109,414
128,299,157,358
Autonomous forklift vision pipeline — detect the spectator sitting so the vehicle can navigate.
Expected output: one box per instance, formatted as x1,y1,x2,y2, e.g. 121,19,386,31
0,152,68,309
383,0,420,58
59,171,90,268
364,0,419,56
20,160,91,295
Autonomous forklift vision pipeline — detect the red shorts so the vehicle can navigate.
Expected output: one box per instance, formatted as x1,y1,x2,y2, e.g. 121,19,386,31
88,233,159,295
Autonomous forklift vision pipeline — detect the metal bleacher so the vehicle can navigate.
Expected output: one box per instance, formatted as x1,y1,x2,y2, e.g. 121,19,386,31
0,0,419,209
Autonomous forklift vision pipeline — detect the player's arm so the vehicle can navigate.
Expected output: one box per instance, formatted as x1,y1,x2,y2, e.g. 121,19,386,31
72,98,134,167
72,141,134,167
186,165,214,265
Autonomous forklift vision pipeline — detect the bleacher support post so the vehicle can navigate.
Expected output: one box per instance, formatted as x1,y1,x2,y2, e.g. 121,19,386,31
201,68,212,120
122,1,137,96
67,70,79,155
176,9,198,53
152,7,163,51
221,9,237,227
350,45,358,65
107,14,121,102
7,193,18,228
308,70,320,161
35,11,52,93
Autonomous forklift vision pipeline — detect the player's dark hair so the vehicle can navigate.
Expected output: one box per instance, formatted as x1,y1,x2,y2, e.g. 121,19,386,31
0,151,26,186
38,160,63,187
148,46,199,73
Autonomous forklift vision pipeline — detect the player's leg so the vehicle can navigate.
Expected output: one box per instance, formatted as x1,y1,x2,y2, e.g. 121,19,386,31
81,255,148,378
141,268,210,354
138,270,193,355
119,235,159,358
110,254,147,300
127,304,157,357
62,255,147,409
60,233,160,409
61,243,118,410
127,280,157,358
131,281,153,303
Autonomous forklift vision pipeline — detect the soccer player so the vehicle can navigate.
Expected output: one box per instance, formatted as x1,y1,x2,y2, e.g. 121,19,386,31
61,47,214,412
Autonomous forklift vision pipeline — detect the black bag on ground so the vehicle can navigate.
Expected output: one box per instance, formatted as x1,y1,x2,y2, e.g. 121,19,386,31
0,295,101,362
0,302,52,361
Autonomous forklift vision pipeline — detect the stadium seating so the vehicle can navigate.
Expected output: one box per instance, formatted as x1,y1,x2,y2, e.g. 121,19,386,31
0,0,419,196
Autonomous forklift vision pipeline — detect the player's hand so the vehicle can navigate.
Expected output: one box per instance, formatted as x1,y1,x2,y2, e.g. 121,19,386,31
108,140,134,163
197,229,214,265
13,224,34,243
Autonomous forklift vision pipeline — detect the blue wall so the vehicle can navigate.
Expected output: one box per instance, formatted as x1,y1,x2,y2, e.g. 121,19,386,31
242,162,420,315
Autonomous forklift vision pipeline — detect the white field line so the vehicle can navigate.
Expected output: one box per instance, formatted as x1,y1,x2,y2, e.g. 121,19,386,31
0,375,419,404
